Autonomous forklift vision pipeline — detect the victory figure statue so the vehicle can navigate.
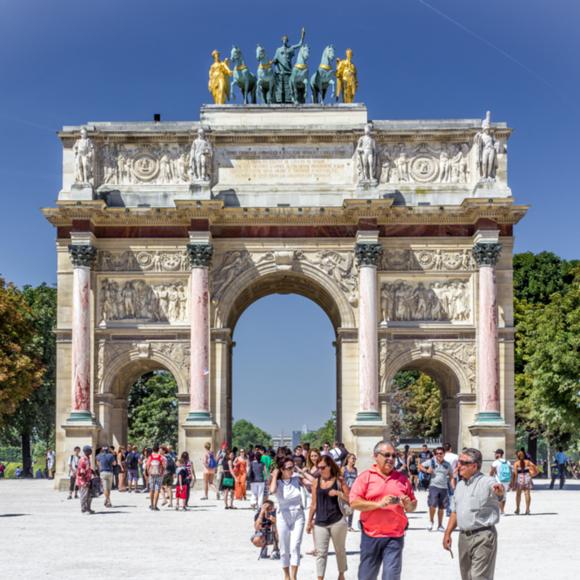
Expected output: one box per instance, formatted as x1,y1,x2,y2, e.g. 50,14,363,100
73,127,94,184
189,128,213,182
474,111,499,181
356,124,378,184
208,50,233,105
336,48,358,103
273,28,305,103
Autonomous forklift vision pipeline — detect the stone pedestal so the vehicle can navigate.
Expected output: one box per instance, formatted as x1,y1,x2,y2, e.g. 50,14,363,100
56,421,100,490
350,422,387,470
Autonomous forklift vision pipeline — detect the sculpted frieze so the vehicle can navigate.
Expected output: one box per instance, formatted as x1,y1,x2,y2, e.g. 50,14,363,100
380,249,475,272
378,142,471,185
98,250,189,272
380,279,471,322
99,278,188,324
99,143,191,186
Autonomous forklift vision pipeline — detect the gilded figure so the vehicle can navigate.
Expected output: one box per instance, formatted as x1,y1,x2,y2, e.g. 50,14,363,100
208,50,232,105
336,48,358,103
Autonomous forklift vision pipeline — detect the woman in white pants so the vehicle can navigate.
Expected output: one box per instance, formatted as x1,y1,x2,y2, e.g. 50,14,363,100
306,454,350,580
249,451,267,508
270,457,307,580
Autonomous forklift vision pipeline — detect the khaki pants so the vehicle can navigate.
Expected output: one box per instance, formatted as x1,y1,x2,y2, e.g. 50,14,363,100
313,518,348,578
458,527,497,580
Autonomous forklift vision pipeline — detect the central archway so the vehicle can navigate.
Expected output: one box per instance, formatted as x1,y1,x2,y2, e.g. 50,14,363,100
213,267,357,447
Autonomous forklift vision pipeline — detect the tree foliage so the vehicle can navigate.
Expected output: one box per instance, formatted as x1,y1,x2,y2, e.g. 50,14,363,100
232,419,271,450
390,370,441,439
516,267,580,446
127,371,178,448
0,278,44,422
301,412,336,449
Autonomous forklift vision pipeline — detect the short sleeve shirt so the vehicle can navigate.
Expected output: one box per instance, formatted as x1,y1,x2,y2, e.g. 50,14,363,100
96,452,116,473
349,466,416,538
491,459,512,483
422,459,453,489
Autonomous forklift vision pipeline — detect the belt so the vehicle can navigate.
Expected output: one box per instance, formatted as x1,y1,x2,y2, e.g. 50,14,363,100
461,525,495,537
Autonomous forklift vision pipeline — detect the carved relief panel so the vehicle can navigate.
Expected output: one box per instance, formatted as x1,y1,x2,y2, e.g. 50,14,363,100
99,278,188,325
379,248,476,272
97,250,189,272
380,278,472,324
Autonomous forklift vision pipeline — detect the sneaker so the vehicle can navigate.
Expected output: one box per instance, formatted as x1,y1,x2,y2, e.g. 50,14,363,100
154,507,160,511
271,550,280,560
437,526,445,533
427,523,434,532
67,495,72,500
200,496,208,500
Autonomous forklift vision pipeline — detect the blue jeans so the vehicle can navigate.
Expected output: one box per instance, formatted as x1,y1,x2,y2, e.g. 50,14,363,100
358,530,404,580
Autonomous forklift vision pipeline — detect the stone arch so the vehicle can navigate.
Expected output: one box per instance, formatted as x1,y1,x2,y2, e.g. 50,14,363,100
214,256,357,331
381,342,473,450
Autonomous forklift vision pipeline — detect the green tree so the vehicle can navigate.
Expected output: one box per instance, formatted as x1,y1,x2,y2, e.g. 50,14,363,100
390,370,441,439
232,419,271,450
0,279,45,475
519,267,580,447
301,412,336,449
127,371,178,448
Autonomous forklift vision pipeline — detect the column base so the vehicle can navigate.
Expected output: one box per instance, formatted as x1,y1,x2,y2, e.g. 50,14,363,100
474,411,504,424
66,410,97,424
185,411,214,423
355,411,383,422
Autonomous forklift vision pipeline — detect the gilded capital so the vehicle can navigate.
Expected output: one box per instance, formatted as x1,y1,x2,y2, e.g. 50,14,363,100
472,242,502,267
68,244,97,268
355,243,383,267
187,243,213,268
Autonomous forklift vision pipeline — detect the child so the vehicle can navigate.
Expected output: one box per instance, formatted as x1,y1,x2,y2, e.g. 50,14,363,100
253,499,280,560
175,459,188,511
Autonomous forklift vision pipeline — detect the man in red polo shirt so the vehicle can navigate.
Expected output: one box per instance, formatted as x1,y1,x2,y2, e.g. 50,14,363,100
350,440,417,580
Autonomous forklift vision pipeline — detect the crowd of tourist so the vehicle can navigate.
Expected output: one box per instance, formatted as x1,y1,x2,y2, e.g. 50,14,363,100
59,438,576,580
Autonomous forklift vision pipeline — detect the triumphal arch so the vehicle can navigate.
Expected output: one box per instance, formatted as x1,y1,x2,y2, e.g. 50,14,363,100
44,101,526,480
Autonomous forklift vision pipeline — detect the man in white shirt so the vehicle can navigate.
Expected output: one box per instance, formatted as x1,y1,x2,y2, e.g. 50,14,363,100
67,447,81,499
489,448,512,514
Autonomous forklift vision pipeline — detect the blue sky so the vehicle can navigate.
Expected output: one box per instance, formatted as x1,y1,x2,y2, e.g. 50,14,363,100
1,1,578,433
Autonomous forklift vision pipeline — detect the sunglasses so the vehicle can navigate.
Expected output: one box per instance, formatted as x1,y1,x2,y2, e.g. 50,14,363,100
317,464,330,470
377,452,397,459
283,465,294,470
458,460,475,466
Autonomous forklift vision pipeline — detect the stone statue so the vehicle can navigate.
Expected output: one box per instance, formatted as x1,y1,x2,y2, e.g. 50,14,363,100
356,124,378,184
439,150,450,182
189,128,212,182
336,48,358,103
289,44,309,104
208,49,232,105
309,45,335,104
73,128,94,184
395,147,409,182
230,46,257,104
256,44,275,104
273,28,305,104
474,111,499,181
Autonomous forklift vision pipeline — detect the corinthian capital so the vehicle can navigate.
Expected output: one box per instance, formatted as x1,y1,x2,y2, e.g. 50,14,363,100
355,243,383,267
187,243,213,268
68,244,97,268
472,242,502,267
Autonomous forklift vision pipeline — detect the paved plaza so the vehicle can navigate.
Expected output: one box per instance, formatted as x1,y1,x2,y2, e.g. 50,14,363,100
0,479,578,579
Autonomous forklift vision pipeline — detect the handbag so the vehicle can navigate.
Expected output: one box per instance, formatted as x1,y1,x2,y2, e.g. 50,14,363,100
336,480,353,517
222,476,235,488
90,476,102,498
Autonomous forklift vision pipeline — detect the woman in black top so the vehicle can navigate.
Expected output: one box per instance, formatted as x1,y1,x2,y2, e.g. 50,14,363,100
306,455,350,580
220,449,236,509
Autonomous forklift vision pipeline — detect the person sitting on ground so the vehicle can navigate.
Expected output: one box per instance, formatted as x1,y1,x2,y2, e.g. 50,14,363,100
146,443,166,511
254,499,280,560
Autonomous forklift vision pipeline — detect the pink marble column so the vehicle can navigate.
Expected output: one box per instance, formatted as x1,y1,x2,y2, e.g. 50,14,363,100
355,243,383,421
186,243,213,421
473,242,502,421
68,244,96,420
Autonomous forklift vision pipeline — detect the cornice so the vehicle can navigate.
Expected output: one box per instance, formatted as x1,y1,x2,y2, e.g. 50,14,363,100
42,198,528,229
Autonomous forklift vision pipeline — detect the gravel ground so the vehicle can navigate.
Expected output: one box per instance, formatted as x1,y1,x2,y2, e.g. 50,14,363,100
0,479,578,579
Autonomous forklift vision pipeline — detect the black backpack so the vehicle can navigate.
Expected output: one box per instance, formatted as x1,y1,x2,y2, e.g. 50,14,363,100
126,452,139,470
165,454,176,475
